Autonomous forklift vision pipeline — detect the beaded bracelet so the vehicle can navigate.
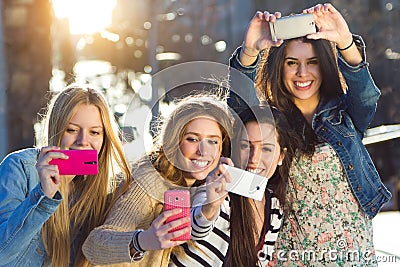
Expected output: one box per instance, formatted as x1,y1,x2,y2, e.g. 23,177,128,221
131,229,146,262
241,44,259,58
337,39,354,51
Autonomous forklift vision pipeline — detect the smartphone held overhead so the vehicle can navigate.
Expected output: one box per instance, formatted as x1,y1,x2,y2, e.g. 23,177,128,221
164,190,191,241
49,149,98,175
269,13,316,40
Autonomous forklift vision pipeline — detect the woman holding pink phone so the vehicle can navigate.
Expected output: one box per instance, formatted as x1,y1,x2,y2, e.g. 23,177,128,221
82,93,234,266
0,84,131,266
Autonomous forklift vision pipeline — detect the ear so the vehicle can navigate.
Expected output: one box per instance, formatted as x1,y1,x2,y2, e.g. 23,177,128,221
278,147,287,166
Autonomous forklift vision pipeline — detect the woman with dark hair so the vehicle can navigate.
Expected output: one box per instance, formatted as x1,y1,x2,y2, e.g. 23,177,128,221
229,3,391,266
189,104,295,267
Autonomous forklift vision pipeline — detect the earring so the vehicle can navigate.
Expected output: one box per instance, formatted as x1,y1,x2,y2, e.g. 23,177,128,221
278,161,282,166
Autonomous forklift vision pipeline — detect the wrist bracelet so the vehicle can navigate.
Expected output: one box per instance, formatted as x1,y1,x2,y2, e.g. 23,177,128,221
337,39,354,51
241,44,259,58
131,229,146,262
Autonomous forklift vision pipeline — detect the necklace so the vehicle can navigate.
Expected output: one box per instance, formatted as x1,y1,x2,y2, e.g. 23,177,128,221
253,200,263,220
252,199,265,232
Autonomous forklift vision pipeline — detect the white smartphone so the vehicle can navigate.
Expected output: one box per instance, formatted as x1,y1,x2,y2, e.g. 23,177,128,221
269,13,316,41
223,165,268,201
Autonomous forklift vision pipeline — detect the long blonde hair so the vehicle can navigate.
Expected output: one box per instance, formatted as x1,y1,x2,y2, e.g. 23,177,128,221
39,84,131,266
147,93,234,258
152,94,234,187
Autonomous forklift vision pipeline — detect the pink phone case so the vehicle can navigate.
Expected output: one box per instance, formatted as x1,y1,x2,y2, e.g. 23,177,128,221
49,150,98,175
164,190,191,241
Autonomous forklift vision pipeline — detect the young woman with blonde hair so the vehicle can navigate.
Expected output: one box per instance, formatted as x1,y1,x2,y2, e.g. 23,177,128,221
0,84,131,266
82,93,234,266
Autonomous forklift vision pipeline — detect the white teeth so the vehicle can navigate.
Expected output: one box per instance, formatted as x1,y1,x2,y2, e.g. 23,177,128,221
192,160,208,167
247,168,262,174
295,81,312,87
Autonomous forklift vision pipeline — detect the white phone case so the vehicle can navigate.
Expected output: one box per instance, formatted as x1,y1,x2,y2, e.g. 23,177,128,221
223,165,268,201
269,13,316,41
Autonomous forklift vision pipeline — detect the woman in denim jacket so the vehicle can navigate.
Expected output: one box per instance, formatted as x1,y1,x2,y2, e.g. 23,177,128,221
0,84,131,266
228,3,391,266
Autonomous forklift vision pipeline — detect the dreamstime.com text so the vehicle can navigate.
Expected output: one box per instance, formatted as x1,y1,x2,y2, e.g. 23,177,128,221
272,249,398,264
258,240,399,265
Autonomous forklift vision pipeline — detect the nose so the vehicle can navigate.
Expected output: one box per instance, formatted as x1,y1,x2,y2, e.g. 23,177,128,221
249,146,261,164
196,140,205,156
196,140,215,157
296,63,307,77
76,130,90,147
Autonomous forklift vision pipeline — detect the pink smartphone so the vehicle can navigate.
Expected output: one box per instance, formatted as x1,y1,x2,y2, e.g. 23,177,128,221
49,149,98,175
164,190,191,241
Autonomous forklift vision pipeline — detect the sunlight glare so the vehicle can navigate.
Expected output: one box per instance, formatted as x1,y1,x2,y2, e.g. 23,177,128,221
52,0,116,34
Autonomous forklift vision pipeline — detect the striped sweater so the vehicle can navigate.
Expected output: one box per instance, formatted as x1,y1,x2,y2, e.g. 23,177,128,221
169,187,283,267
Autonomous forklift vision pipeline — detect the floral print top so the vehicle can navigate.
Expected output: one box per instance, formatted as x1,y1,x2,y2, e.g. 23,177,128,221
275,143,376,267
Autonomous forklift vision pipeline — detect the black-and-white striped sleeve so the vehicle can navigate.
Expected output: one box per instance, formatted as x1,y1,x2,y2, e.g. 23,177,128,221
257,195,283,267
170,197,231,267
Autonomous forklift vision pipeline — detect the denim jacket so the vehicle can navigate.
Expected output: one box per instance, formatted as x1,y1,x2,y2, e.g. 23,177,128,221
0,148,61,266
228,35,391,219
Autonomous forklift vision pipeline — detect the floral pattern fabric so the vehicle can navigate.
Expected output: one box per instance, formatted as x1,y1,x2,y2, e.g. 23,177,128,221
275,143,376,267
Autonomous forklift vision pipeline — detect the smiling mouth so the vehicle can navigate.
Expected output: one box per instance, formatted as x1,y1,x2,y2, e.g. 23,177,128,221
191,159,210,168
295,81,312,89
246,168,263,174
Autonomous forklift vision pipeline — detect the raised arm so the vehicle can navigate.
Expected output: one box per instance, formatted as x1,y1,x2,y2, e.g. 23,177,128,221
191,159,232,240
305,3,379,132
228,10,283,114
304,3,362,66
239,11,283,66
338,36,380,134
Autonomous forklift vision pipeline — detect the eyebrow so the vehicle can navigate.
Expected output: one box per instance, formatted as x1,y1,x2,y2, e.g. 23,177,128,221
240,138,275,146
68,123,103,129
184,132,222,139
285,56,318,61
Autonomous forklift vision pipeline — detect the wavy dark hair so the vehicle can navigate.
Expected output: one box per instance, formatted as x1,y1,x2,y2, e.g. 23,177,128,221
257,37,343,155
227,104,295,267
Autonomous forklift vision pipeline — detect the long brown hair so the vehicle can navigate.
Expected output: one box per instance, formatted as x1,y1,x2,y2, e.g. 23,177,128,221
39,84,131,266
228,105,295,266
257,37,343,155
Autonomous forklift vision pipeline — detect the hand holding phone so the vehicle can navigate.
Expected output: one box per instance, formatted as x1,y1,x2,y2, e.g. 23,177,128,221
49,149,98,175
269,13,316,41
164,190,191,241
224,165,267,201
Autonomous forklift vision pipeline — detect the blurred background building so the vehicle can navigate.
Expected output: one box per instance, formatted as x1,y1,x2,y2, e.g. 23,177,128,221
1,0,400,209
